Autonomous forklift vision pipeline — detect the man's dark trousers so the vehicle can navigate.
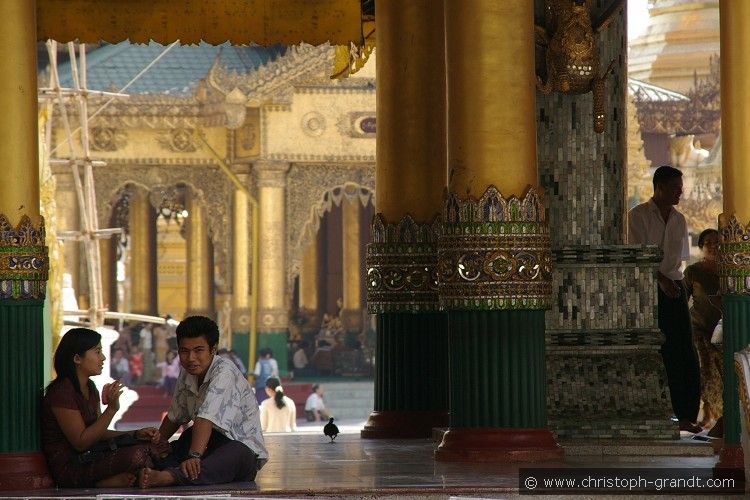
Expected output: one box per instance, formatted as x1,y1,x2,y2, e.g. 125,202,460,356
657,281,701,423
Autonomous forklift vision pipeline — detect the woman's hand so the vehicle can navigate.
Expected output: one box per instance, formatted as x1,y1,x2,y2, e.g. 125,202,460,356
135,427,161,443
104,380,124,413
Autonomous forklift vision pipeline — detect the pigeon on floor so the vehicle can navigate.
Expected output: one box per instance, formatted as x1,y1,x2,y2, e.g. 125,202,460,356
323,417,339,443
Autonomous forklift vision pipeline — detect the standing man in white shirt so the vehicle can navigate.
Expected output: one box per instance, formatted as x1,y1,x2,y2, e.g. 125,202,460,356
628,165,701,433
138,316,268,488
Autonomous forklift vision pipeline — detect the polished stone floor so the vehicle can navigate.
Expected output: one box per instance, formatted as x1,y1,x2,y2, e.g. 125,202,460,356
0,427,737,499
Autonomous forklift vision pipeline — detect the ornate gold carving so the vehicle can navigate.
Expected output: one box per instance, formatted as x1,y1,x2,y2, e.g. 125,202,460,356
90,127,128,152
633,55,720,136
157,128,199,153
93,165,233,294
0,214,49,300
367,214,440,313
300,112,326,137
439,187,552,310
286,164,375,292
719,213,750,295
336,112,376,138
254,160,290,188
207,44,335,106
258,308,289,331
535,0,623,133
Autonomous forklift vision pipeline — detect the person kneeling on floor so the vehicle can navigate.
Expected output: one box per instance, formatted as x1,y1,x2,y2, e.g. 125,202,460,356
139,316,268,488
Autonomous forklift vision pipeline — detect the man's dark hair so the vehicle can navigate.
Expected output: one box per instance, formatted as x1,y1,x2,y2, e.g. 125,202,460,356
176,315,219,348
698,228,719,248
653,165,682,188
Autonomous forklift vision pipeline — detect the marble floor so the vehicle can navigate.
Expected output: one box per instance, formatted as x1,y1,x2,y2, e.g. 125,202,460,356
0,428,739,499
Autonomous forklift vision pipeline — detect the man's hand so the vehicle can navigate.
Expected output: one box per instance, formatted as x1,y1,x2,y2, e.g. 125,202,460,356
658,273,680,298
180,457,201,481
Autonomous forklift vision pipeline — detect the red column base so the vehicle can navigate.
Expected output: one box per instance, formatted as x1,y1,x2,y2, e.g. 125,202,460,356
361,410,449,439
0,453,53,491
435,427,564,463
714,444,745,483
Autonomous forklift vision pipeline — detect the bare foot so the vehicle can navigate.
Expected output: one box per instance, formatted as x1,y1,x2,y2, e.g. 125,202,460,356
138,468,176,489
96,472,136,487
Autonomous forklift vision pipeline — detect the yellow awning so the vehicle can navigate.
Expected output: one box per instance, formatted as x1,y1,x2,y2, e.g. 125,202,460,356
37,0,363,46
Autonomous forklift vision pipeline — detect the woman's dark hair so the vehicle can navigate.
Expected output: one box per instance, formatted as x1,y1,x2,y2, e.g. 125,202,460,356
49,327,101,395
176,315,219,348
265,377,286,409
698,228,719,248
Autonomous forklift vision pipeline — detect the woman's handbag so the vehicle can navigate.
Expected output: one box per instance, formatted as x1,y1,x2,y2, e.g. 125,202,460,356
711,319,723,345
77,433,140,463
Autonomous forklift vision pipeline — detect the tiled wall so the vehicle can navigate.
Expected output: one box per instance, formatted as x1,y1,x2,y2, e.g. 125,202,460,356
536,1,627,247
536,2,676,439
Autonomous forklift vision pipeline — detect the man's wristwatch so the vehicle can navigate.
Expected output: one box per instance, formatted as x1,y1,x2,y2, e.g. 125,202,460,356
188,451,202,459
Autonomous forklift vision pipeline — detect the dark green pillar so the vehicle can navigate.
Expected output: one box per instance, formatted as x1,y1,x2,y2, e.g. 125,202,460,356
361,215,450,438
723,295,750,445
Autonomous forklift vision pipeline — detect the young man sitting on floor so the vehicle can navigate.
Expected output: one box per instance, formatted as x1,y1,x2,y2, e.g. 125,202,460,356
139,316,268,488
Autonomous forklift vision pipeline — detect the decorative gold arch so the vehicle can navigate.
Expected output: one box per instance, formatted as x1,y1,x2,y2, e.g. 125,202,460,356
285,163,375,289
94,165,234,292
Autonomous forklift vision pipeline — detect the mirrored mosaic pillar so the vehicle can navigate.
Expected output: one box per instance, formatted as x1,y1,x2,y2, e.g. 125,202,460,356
0,0,53,490
361,0,450,439
716,0,750,473
255,160,290,374
435,0,562,462
535,0,675,441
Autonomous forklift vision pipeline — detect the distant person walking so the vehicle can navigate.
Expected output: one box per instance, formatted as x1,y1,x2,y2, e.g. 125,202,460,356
253,348,279,404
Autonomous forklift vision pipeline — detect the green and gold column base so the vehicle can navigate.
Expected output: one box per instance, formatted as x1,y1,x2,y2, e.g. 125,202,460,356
436,187,561,462
363,215,449,438
0,215,52,490
231,331,250,375
715,214,750,474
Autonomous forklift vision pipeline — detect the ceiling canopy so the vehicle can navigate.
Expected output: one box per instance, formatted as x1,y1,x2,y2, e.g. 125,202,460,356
37,0,364,46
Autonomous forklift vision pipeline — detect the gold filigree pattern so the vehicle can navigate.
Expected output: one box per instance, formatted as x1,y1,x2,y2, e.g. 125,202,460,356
0,214,49,300
367,214,441,313
719,213,750,295
439,187,552,310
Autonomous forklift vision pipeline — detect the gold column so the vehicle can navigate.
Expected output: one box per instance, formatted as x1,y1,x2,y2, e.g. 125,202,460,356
720,0,750,226
361,0,449,440
254,160,289,332
55,173,81,296
375,0,446,221
715,0,750,470
341,196,360,331
299,237,319,316
186,189,214,318
128,187,157,315
445,0,537,197
99,238,115,310
231,177,251,331
0,2,39,228
0,1,53,488
434,0,559,462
